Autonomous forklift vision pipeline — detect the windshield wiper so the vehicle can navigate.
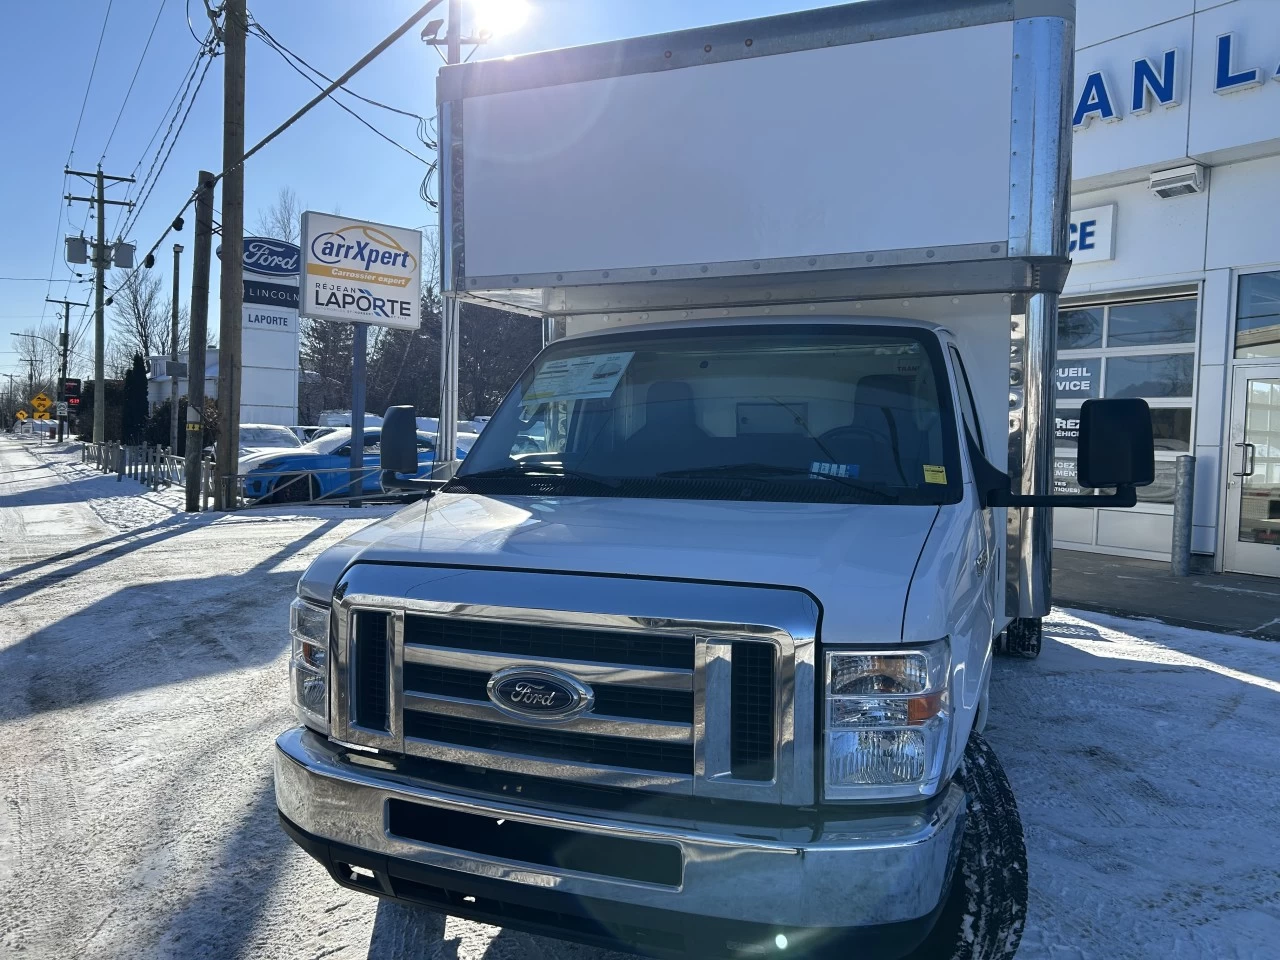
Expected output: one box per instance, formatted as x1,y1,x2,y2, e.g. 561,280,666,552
451,463,623,490
657,463,898,502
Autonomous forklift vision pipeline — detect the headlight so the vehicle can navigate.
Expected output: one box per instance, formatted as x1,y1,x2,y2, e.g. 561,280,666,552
290,597,330,733
824,638,950,800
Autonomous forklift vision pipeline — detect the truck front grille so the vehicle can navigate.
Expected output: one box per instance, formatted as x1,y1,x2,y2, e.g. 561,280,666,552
336,596,803,803
730,641,776,781
403,713,695,775
403,615,694,669
352,611,391,732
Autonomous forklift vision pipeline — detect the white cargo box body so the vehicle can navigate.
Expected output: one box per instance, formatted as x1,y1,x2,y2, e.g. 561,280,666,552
437,0,1073,315
437,0,1074,617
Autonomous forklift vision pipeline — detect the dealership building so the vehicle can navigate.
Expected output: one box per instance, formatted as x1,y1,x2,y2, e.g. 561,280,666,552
1053,0,1280,579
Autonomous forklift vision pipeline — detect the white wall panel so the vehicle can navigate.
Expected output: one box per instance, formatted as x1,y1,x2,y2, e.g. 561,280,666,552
1187,0,1280,162
1071,18,1194,183
1205,154,1280,270
1076,0,1194,50
1064,181,1208,293
1097,509,1174,555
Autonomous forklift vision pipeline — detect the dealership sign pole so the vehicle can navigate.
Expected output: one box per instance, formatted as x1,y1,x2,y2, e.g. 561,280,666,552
299,212,422,506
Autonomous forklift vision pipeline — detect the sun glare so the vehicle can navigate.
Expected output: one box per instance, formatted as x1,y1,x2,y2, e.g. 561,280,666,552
470,0,531,38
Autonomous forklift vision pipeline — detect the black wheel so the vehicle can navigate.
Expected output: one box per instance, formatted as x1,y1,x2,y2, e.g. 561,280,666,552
905,732,1028,960
272,473,317,504
998,617,1043,659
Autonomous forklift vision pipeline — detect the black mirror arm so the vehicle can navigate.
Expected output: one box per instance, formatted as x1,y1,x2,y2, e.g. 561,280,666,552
966,430,1138,509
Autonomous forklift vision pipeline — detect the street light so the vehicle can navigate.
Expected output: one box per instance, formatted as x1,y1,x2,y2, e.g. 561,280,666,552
10,331,59,351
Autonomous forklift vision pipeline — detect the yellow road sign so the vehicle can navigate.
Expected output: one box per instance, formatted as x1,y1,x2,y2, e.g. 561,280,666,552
32,411,52,420
31,392,52,412
15,410,27,420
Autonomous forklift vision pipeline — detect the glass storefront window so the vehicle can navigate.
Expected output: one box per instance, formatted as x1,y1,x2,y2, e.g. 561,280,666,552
1150,408,1192,452
1107,299,1197,347
1136,459,1178,505
1058,307,1103,349
1054,357,1100,400
1055,289,1199,555
1236,271,1280,360
1054,406,1081,449
1105,354,1194,399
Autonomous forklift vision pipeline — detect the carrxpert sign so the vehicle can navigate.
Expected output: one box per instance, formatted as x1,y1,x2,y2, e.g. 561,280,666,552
300,212,422,331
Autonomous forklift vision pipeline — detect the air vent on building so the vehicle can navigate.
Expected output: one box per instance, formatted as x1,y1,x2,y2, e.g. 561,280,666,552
1149,164,1205,199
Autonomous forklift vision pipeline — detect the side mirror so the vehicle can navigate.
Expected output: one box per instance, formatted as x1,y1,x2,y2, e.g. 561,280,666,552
380,405,419,473
1077,398,1155,489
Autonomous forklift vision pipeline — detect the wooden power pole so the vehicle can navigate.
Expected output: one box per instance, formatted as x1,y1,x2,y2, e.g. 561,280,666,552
64,168,134,444
185,172,216,512
215,0,247,510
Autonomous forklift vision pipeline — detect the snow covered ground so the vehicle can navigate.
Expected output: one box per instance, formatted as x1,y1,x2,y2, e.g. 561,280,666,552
1,435,1277,959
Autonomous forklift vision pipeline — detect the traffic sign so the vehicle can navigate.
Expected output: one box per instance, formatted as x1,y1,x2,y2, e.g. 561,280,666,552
56,401,68,417
31,392,52,412
32,411,51,420
15,410,27,421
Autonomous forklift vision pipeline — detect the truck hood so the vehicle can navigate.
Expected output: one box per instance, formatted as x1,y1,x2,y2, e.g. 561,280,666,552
300,493,939,641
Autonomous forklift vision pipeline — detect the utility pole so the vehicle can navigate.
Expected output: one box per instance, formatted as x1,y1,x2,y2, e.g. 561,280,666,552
46,297,88,442
215,0,247,510
185,172,216,512
170,243,184,454
433,0,463,478
65,168,134,444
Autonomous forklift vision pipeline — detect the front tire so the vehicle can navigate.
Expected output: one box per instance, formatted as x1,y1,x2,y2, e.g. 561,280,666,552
998,617,1043,659
271,473,317,504
905,733,1028,960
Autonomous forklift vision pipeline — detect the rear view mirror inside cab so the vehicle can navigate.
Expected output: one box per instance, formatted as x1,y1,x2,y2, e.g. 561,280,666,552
1077,398,1155,490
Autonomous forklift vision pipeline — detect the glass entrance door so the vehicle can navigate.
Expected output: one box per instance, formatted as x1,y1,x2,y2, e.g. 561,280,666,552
1224,364,1280,577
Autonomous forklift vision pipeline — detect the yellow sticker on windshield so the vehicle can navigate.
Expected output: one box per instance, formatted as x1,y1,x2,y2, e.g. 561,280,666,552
923,465,947,484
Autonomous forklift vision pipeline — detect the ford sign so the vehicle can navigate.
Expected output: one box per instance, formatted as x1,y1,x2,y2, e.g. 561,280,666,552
486,667,593,722
243,236,300,278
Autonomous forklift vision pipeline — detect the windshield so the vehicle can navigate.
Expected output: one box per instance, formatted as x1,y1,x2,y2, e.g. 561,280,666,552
449,323,961,505
240,425,302,449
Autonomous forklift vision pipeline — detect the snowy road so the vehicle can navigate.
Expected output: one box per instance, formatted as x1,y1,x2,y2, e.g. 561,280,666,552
2,436,1277,959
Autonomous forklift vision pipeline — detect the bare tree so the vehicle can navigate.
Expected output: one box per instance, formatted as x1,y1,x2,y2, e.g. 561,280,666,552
110,271,166,360
255,186,302,243
11,320,62,393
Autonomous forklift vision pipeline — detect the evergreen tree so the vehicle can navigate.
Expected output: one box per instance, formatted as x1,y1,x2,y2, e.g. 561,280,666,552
121,354,149,444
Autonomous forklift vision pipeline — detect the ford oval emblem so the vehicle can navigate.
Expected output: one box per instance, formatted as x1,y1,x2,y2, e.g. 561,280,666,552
486,667,593,722
242,236,301,277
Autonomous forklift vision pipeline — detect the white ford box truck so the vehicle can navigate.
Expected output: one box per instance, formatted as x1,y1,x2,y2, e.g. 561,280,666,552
275,2,1154,957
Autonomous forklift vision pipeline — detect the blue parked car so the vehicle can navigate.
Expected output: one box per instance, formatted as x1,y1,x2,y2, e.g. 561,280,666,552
240,427,467,503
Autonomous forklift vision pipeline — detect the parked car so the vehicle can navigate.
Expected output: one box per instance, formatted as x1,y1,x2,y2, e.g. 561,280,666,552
241,427,468,503
207,423,304,470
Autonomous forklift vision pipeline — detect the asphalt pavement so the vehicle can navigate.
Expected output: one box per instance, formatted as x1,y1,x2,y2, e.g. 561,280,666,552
1054,548,1280,641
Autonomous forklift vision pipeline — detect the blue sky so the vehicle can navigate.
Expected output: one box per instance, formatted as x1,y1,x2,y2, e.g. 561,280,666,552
0,0,835,381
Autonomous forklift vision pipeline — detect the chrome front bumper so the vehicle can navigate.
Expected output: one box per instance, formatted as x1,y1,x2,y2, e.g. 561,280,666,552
275,727,965,934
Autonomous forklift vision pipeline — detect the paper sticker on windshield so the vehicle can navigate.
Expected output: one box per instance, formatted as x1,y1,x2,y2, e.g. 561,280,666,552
923,465,947,484
522,352,634,411
811,461,860,480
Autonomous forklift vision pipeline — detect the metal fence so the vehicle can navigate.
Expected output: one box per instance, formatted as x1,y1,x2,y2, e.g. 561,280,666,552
80,443,399,511
232,464,388,508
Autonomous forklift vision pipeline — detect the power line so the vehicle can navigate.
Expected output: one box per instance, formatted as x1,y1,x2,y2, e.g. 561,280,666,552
251,19,431,125
67,0,115,166
121,49,216,239
111,39,208,238
108,1,447,303
100,0,170,163
250,25,431,164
